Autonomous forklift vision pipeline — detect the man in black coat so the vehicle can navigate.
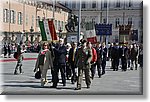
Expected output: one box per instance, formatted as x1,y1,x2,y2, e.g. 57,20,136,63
130,44,138,70
95,43,102,78
101,43,107,75
111,43,120,71
120,45,128,71
68,42,77,84
3,43,7,58
51,38,67,88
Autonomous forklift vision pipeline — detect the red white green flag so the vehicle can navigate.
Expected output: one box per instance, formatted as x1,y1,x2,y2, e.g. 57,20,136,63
86,29,97,44
39,19,57,41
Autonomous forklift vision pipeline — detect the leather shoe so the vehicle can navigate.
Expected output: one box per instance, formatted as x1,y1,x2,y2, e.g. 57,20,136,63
87,86,90,89
74,87,81,90
50,86,57,88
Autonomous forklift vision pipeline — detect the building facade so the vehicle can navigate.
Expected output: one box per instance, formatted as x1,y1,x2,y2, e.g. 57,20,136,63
61,0,143,43
1,0,71,44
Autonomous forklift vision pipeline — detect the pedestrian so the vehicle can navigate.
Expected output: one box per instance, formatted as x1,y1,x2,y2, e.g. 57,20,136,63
120,44,128,71
51,38,67,88
34,42,54,87
90,43,97,80
101,42,107,75
111,43,120,71
49,42,55,83
74,40,92,90
68,42,78,84
138,44,143,68
127,44,132,68
3,43,7,58
66,43,72,80
130,43,138,70
95,42,102,78
7,43,11,58
14,41,24,75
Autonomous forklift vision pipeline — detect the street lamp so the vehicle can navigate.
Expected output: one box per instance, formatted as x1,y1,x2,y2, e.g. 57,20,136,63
30,26,34,44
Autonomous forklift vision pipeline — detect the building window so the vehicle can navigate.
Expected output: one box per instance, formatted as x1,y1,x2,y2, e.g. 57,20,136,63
65,1,68,7
116,0,120,7
32,15,34,27
82,2,86,8
115,18,120,27
129,0,133,7
36,16,40,27
92,18,96,25
92,1,96,8
3,9,9,23
10,10,16,24
128,18,132,25
72,3,76,9
103,18,107,24
104,1,107,8
26,14,28,26
18,12,22,25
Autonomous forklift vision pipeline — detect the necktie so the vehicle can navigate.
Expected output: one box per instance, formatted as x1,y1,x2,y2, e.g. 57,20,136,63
72,48,76,61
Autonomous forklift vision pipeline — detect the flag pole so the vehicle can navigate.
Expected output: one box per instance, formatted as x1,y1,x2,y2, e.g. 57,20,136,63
77,0,81,44
106,0,109,48
52,0,55,41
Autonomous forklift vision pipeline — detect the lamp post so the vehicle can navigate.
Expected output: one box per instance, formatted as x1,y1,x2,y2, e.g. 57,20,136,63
30,26,34,44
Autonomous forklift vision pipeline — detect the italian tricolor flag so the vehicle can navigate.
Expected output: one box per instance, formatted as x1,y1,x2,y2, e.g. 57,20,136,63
39,19,58,41
86,29,97,44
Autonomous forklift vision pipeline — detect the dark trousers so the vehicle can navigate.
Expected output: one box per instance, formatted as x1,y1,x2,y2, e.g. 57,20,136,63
66,62,71,79
70,62,77,83
4,50,7,57
52,64,66,86
121,57,127,71
90,63,96,78
112,58,119,71
138,55,143,68
92,62,101,78
131,58,138,70
101,60,106,74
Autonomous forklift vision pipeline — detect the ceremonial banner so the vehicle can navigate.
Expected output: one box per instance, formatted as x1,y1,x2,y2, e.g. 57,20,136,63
86,29,97,44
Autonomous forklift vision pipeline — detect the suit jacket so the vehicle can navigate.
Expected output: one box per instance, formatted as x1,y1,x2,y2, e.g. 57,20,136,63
54,45,67,65
35,49,53,70
101,47,107,61
75,47,92,69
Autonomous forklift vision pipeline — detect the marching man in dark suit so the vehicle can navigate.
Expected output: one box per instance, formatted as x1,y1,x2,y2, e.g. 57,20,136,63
51,38,67,88
75,40,92,90
101,43,107,75
68,42,78,84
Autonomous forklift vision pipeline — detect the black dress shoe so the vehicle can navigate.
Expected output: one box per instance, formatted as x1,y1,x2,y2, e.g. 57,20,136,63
74,87,81,90
87,86,90,89
50,86,57,88
71,81,75,84
63,83,66,86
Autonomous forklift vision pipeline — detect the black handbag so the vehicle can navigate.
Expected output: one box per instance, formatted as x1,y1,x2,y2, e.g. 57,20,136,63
35,71,41,79
13,52,18,59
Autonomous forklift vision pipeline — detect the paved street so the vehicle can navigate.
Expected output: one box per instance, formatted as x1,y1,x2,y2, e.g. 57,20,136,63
0,53,142,95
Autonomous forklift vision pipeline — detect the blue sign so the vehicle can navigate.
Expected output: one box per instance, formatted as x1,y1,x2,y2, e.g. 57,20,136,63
95,24,112,35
